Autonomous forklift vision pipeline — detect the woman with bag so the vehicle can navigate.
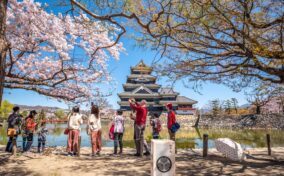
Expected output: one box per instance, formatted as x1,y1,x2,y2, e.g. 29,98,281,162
67,106,83,156
165,103,178,153
87,104,102,156
5,106,21,153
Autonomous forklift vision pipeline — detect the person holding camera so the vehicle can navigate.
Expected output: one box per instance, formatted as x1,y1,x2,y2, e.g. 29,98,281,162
129,98,150,157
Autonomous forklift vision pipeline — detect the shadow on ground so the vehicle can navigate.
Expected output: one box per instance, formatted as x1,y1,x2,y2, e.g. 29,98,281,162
1,147,284,176
176,150,284,176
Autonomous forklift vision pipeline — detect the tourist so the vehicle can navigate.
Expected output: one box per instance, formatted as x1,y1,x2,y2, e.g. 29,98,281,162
165,103,177,153
113,110,124,155
67,106,83,156
24,110,38,152
150,113,161,139
87,104,102,156
130,109,151,156
37,122,48,153
5,106,21,153
129,98,150,157
21,115,28,152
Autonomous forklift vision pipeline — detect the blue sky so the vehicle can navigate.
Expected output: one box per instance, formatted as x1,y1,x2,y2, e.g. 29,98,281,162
3,0,249,110
4,36,248,110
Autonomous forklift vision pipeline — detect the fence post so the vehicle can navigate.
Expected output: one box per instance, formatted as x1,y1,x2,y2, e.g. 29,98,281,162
266,134,271,156
203,134,208,157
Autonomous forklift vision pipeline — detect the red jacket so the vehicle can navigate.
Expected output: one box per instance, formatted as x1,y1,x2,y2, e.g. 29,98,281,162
130,102,148,125
26,117,37,132
167,111,176,129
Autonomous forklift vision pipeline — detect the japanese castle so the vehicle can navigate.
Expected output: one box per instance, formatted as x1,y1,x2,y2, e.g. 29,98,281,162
118,60,197,115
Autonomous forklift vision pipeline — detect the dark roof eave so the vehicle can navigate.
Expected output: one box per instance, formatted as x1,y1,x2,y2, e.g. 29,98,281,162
177,101,198,104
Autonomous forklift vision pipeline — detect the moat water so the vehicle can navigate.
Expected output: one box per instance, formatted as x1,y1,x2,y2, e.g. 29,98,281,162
1,121,284,149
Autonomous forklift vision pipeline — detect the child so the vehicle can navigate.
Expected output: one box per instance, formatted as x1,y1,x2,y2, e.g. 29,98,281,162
37,122,48,153
113,110,124,155
150,113,161,139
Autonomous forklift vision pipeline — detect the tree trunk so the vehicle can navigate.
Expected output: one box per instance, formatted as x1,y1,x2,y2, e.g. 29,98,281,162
0,0,8,107
256,105,261,114
193,114,201,127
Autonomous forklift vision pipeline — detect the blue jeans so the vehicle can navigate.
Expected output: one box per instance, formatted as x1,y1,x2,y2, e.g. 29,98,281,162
25,133,34,152
22,136,27,151
38,139,46,153
114,133,123,152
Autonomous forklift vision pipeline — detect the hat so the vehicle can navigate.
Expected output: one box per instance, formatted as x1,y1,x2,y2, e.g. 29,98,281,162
165,103,173,110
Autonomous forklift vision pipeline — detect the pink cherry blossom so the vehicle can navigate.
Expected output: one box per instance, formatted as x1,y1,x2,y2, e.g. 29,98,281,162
5,0,124,103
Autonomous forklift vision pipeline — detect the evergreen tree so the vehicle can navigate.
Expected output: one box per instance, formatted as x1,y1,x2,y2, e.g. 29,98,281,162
231,98,239,114
211,99,220,116
54,109,65,120
224,100,232,114
39,109,46,120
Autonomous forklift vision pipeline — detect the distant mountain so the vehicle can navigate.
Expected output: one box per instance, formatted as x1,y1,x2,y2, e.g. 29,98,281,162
240,103,251,108
14,104,90,114
15,104,66,112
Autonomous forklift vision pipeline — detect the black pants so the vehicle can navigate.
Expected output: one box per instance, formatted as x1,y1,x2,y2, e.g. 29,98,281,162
5,136,17,153
38,140,46,153
114,133,123,154
25,133,34,152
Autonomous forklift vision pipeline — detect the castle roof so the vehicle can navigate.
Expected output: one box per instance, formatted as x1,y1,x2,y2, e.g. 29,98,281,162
160,87,176,94
127,74,156,79
177,96,198,104
130,60,153,72
123,83,161,89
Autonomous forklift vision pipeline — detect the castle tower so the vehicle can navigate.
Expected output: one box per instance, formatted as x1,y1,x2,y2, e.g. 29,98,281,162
118,60,197,114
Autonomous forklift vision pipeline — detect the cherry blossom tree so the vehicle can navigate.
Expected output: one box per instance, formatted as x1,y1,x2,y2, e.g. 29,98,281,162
0,0,124,104
261,97,282,114
67,0,284,90
0,0,8,107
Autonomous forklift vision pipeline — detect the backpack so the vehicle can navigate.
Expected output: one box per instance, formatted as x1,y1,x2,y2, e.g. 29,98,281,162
7,113,19,128
109,123,115,140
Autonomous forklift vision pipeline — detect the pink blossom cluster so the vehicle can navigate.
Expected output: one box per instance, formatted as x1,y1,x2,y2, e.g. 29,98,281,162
5,0,124,102
261,97,283,114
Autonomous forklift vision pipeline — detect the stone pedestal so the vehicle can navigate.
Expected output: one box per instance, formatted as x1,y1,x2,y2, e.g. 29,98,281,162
151,140,175,176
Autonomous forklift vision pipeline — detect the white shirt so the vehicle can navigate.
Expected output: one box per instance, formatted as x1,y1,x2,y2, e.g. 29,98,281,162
113,115,124,133
87,114,101,132
68,113,83,130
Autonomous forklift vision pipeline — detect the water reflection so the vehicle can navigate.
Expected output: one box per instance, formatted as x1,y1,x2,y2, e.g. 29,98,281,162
0,121,284,149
